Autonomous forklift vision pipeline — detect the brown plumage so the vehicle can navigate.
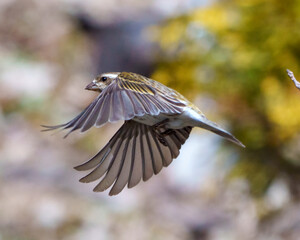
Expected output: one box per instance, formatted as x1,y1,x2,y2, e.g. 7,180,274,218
43,72,244,195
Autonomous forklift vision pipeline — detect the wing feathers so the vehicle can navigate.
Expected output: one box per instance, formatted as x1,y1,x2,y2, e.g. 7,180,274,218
120,91,135,119
75,121,192,194
93,129,130,192
128,125,143,188
42,78,185,135
64,99,98,136
83,128,125,183
141,95,160,115
75,125,124,171
95,95,110,127
134,94,151,114
147,129,163,174
127,92,146,115
109,128,135,195
110,92,123,122
81,96,103,132
141,124,154,181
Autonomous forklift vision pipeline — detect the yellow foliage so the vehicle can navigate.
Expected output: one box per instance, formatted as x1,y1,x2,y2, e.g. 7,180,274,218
229,158,276,196
151,70,171,86
233,0,264,7
261,77,300,139
191,7,231,32
151,20,187,51
151,63,199,99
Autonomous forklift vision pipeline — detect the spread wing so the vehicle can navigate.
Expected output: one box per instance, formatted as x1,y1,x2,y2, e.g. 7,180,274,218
42,74,186,137
75,121,192,196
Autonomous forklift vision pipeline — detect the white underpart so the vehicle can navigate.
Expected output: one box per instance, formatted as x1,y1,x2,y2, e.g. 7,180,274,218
134,107,205,129
135,104,244,147
165,107,206,129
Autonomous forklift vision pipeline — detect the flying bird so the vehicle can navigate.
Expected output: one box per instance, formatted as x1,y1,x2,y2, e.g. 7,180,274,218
43,72,244,195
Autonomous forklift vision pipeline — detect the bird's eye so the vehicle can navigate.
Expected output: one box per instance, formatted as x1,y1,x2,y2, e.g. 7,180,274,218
101,77,107,82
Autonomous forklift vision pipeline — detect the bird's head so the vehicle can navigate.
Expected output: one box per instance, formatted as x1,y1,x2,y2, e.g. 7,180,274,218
85,72,120,92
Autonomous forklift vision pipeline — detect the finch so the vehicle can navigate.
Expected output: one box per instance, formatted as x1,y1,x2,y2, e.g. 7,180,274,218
43,72,244,195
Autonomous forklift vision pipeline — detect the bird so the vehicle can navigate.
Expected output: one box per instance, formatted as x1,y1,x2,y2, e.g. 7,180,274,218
43,72,245,196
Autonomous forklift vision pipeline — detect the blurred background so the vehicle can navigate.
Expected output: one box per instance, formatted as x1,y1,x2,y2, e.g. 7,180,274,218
0,0,300,239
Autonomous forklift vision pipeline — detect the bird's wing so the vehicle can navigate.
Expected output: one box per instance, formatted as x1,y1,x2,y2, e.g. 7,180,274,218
42,77,186,137
74,120,192,196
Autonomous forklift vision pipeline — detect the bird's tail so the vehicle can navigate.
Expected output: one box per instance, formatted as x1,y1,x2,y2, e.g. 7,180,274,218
197,117,245,148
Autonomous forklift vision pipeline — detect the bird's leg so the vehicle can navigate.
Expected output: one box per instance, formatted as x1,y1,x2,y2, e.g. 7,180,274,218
153,119,175,136
156,133,168,146
153,119,174,146
153,118,170,129
161,129,175,136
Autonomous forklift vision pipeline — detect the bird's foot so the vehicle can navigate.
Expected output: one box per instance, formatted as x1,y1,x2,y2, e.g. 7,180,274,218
152,129,168,146
161,129,175,136
158,135,168,146
157,129,176,146
153,120,175,146
153,119,169,129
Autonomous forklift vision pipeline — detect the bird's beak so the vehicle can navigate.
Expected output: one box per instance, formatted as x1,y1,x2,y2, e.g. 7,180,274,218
85,81,99,91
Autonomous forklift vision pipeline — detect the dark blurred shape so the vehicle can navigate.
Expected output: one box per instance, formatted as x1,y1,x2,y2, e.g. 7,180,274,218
73,12,158,76
190,223,209,240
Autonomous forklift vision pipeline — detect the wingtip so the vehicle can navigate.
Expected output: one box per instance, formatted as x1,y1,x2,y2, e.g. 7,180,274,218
40,124,55,132
79,176,89,183
108,190,118,196
74,165,83,171
63,130,72,139
93,186,102,193
41,123,68,133
40,128,48,132
74,164,93,171
93,185,104,193
63,134,69,139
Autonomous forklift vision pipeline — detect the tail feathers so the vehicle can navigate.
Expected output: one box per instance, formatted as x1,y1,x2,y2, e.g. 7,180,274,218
198,118,245,148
